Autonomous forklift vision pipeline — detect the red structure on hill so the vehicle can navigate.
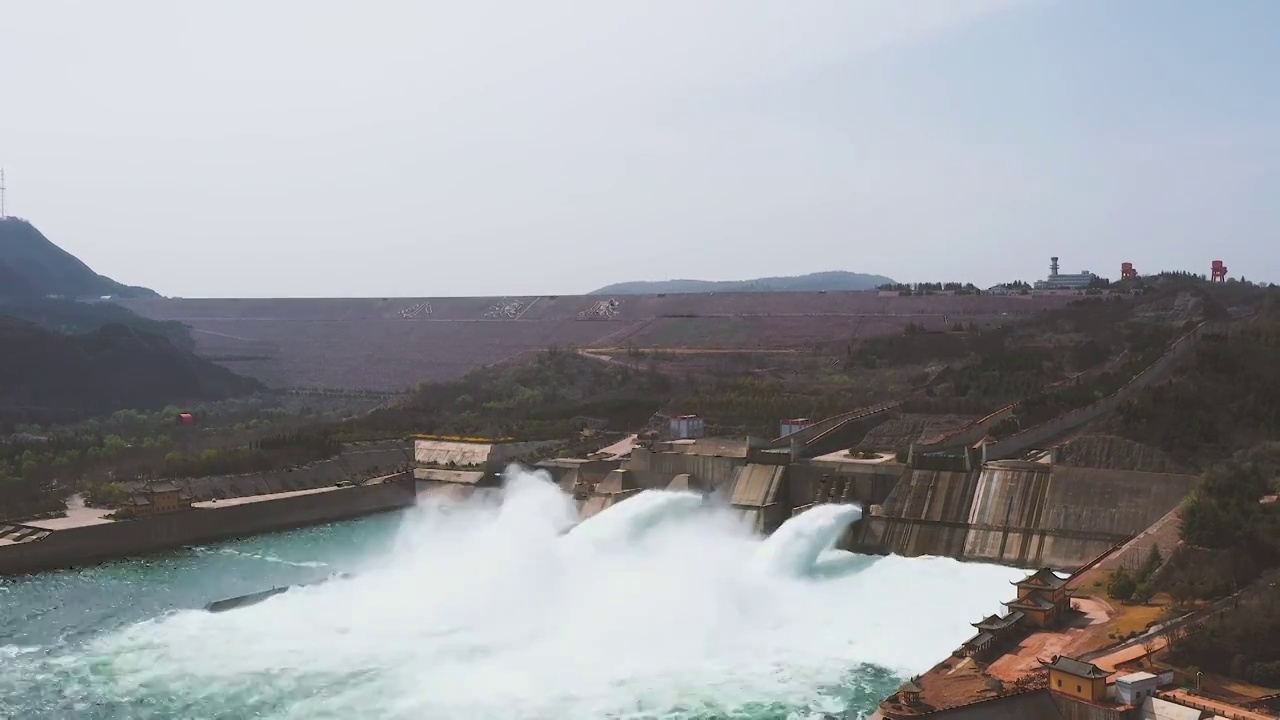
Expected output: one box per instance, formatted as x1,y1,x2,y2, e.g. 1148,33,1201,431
1120,262,1138,280
1211,260,1228,283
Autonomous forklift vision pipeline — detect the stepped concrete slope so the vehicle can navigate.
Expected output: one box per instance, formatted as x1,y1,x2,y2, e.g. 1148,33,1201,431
118,292,1078,391
846,462,1198,570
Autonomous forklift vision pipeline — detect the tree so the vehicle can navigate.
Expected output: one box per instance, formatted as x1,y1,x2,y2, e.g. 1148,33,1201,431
1231,654,1248,679
1108,568,1137,602
88,481,127,507
1139,546,1164,581
101,434,127,458
1141,634,1159,665
1133,583,1154,605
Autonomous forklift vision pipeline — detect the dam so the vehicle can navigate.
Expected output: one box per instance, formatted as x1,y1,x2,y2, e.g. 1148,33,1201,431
845,460,1197,569
0,469,1025,720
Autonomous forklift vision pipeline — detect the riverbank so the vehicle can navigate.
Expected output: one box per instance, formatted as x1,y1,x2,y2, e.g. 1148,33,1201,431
0,473,416,575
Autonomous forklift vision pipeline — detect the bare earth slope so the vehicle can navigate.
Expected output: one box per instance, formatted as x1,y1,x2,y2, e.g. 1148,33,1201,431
119,292,1080,391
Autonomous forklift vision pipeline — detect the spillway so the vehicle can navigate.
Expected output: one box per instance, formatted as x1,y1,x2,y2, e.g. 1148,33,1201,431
564,488,705,547
0,468,1023,719
753,503,865,576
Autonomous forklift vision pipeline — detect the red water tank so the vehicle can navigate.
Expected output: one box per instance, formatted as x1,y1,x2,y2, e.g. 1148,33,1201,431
1211,260,1228,282
176,413,196,426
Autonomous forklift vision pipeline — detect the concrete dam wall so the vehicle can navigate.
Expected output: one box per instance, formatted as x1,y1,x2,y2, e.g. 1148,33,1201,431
0,475,417,576
846,463,1197,570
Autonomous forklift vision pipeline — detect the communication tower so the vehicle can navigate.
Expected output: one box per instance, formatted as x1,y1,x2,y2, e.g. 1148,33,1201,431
1049,256,1060,277
0,168,7,219
1210,260,1228,283
1120,262,1138,280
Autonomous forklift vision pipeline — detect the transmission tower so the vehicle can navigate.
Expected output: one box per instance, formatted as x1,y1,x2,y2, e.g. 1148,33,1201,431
0,168,7,219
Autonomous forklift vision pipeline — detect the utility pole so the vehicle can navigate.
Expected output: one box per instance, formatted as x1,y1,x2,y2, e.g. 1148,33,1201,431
0,168,7,219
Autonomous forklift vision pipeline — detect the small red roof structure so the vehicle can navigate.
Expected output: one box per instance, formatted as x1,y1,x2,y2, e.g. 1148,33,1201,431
176,413,196,426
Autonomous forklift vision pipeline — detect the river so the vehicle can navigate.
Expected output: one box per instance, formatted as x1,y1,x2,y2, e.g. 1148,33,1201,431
0,470,1022,719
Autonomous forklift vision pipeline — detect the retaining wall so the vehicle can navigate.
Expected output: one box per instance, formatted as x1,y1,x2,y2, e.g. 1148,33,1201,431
0,475,417,575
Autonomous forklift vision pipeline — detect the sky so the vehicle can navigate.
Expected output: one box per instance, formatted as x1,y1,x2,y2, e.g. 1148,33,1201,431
1,0,1276,297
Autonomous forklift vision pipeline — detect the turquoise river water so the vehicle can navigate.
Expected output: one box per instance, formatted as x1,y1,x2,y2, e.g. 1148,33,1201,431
0,470,1022,719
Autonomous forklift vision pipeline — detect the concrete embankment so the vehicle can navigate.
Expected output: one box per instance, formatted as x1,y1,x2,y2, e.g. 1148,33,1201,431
0,474,417,576
845,463,1197,570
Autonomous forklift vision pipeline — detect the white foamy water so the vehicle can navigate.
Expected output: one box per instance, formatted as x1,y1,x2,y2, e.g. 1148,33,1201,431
752,503,865,576
17,467,1023,719
212,547,330,568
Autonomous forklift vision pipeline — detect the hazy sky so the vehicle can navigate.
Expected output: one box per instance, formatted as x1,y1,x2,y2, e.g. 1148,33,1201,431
2,1,1277,297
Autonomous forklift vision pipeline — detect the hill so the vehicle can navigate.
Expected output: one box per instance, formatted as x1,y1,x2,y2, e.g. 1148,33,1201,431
0,297,195,351
589,271,895,295
0,317,263,430
0,217,156,299
118,292,1078,391
354,348,673,440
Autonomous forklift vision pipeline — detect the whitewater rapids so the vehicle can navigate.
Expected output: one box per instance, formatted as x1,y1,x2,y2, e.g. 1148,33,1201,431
1,467,1024,719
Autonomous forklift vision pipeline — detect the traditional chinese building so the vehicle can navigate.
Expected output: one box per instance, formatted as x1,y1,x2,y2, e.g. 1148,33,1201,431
1003,567,1071,628
119,481,193,518
958,610,1024,659
1041,655,1108,703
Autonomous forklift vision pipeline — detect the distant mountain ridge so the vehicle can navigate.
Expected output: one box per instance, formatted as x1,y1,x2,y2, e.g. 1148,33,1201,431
589,271,895,295
0,217,156,299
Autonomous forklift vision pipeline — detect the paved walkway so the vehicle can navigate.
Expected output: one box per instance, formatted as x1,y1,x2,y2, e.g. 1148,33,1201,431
987,598,1111,681
192,475,393,509
1092,636,1167,674
27,494,113,530
1161,690,1275,720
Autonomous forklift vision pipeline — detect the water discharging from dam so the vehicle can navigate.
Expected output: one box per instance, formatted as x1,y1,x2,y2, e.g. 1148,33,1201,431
0,469,1024,719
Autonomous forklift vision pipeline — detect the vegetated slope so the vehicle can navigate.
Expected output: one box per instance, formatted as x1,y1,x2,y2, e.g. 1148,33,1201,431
589,270,895,295
0,317,263,429
353,349,674,440
0,298,195,351
0,217,194,347
0,260,41,298
1105,304,1280,468
0,217,156,299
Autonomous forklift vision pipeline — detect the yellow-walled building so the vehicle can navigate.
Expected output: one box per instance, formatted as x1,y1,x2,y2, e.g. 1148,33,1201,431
1003,567,1072,628
1042,655,1108,703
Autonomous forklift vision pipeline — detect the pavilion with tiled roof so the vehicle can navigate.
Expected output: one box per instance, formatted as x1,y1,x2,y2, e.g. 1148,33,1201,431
1005,567,1072,628
958,610,1026,659
972,611,1023,633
